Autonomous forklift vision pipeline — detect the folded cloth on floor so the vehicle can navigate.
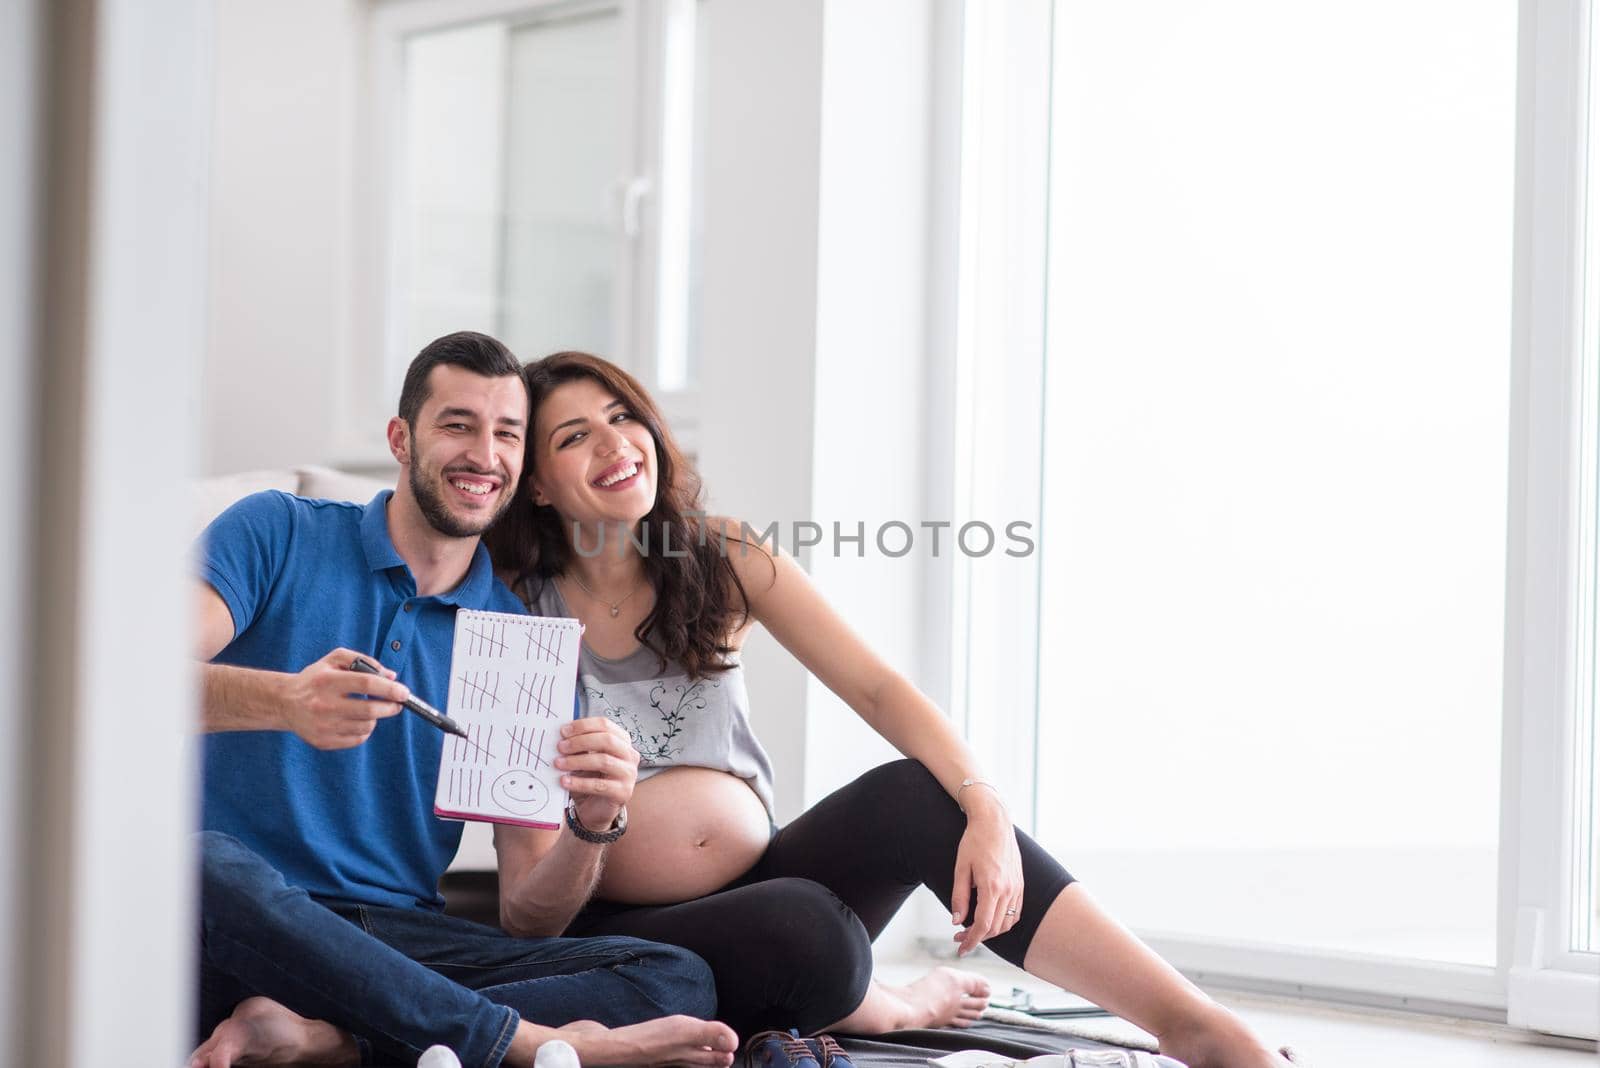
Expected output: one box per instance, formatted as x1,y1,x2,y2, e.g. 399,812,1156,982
834,1018,1165,1068
930,1051,1184,1068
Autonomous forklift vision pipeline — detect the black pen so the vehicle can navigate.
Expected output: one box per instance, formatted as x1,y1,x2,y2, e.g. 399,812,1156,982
348,657,470,740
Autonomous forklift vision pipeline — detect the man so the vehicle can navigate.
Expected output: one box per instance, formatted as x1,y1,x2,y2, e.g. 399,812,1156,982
190,332,736,1068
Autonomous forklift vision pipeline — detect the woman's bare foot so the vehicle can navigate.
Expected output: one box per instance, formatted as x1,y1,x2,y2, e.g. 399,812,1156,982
1157,1004,1290,1068
881,966,991,1029
188,996,358,1068
535,1016,737,1067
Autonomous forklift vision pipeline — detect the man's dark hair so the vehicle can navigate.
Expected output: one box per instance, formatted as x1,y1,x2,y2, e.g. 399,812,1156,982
397,331,523,427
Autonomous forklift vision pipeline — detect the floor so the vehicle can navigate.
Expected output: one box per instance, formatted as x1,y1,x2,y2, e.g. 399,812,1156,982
875,958,1597,1067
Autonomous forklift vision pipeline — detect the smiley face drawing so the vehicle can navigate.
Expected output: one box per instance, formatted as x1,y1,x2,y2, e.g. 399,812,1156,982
490,769,549,816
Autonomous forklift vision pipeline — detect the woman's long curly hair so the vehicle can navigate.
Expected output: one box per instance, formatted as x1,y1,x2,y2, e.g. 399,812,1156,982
485,351,753,680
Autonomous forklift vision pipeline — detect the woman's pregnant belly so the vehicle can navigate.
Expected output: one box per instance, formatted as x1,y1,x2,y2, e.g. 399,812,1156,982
596,766,772,904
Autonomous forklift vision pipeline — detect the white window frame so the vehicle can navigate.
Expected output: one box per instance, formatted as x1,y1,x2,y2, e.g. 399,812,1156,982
1503,0,1600,1040
947,0,1600,1037
346,0,700,465
943,0,1052,835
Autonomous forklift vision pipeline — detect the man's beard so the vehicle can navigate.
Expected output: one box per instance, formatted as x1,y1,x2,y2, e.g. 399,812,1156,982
411,462,514,538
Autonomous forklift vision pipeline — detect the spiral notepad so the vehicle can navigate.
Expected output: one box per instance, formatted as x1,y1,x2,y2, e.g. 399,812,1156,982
433,609,583,829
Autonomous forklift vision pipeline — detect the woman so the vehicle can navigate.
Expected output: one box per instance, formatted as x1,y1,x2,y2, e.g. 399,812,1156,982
485,352,1296,1068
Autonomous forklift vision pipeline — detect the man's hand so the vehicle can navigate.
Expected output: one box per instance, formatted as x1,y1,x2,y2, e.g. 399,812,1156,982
280,649,409,750
555,716,640,833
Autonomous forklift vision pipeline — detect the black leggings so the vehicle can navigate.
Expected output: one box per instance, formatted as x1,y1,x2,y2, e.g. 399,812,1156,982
566,759,1076,1036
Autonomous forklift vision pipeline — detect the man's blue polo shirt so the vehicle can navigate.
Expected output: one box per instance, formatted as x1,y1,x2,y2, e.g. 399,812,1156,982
199,489,527,910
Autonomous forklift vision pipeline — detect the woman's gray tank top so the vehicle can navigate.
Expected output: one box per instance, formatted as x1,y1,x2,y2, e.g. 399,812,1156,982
523,577,776,818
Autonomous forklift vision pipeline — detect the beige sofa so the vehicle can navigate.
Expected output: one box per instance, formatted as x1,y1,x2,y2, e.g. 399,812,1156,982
192,464,392,539
194,464,499,874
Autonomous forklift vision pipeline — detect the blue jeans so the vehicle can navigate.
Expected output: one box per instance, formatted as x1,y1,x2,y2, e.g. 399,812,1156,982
196,831,717,1068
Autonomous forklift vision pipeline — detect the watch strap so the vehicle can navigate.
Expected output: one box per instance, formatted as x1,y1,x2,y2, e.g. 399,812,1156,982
564,798,628,844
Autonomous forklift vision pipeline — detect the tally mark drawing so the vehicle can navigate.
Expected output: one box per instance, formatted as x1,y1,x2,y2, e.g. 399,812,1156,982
450,723,495,766
513,672,557,718
504,725,550,770
464,619,511,658
456,670,501,712
522,621,570,665
435,610,581,824
449,767,484,807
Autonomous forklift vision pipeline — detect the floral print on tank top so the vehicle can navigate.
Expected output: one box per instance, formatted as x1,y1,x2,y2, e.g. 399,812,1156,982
582,674,722,765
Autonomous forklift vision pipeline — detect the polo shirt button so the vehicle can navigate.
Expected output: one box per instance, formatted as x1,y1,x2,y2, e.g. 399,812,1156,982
391,640,401,651
403,603,414,612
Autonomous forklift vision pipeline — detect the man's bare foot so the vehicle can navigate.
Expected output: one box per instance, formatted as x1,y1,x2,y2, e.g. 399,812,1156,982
1157,1004,1291,1068
881,966,991,1029
543,1016,737,1067
188,996,359,1068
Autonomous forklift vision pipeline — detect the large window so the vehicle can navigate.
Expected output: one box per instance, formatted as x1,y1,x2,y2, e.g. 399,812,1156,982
366,0,705,448
952,0,1599,1037
1035,0,1514,968
398,11,624,370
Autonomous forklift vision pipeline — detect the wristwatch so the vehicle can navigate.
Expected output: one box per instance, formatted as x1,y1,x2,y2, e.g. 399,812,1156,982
564,798,628,844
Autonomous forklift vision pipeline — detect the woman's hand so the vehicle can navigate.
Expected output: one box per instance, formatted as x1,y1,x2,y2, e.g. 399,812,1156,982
555,716,640,832
949,790,1025,955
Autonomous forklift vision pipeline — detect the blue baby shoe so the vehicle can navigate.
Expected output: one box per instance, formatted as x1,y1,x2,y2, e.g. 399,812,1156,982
804,1032,855,1068
744,1029,820,1068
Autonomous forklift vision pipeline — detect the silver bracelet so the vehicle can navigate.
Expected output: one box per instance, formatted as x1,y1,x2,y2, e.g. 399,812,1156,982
955,777,1002,813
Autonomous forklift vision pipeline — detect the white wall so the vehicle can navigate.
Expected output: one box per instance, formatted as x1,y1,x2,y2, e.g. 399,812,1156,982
696,0,950,812
806,0,938,804
807,0,947,960
694,0,826,824
695,0,948,957
203,0,364,475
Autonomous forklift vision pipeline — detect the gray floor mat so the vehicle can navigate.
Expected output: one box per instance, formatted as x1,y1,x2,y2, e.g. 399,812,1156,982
835,1018,1150,1068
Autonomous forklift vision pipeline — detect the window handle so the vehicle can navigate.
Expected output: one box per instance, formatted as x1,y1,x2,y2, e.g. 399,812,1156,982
617,176,651,238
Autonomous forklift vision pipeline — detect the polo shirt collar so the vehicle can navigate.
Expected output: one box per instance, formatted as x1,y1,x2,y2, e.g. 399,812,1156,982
360,489,497,605
360,490,405,572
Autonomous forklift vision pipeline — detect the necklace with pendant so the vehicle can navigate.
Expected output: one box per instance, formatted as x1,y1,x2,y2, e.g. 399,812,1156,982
565,571,645,618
